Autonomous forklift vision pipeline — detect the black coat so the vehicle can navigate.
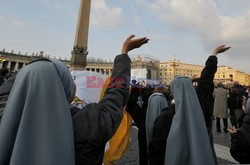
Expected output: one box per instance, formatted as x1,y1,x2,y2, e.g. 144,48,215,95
148,105,175,165
230,115,250,164
70,54,131,165
227,93,238,117
148,56,217,165
234,86,245,110
126,86,153,165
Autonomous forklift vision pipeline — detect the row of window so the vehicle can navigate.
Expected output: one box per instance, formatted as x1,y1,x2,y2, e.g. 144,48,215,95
160,65,202,69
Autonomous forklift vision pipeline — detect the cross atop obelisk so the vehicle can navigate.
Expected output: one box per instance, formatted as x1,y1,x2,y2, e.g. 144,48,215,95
71,0,91,70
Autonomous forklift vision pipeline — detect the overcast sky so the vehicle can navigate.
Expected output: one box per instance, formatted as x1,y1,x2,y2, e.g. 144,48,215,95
0,0,250,73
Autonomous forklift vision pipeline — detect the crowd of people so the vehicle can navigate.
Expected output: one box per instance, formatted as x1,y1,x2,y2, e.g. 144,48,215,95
127,47,250,164
0,35,249,165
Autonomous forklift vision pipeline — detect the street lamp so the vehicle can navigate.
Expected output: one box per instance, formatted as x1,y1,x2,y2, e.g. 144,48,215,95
169,55,180,78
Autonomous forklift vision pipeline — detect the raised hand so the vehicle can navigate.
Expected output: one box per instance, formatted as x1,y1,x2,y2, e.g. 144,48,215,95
122,35,149,54
228,126,238,134
211,45,231,56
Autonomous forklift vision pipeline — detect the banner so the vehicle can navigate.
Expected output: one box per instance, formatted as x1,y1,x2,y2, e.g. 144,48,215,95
71,71,107,107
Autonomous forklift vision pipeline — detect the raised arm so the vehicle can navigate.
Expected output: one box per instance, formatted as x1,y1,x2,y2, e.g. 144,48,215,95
98,35,149,138
196,45,230,127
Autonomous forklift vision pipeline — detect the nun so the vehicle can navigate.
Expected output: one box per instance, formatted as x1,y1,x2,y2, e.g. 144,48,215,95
145,85,168,146
0,59,75,165
164,76,216,165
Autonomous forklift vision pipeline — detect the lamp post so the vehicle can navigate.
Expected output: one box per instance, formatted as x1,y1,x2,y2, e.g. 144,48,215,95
169,55,180,78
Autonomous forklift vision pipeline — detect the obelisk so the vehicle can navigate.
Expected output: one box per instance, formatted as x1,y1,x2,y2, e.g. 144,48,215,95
71,0,91,70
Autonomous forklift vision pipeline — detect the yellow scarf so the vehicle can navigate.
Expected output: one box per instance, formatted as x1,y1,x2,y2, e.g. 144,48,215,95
100,77,132,165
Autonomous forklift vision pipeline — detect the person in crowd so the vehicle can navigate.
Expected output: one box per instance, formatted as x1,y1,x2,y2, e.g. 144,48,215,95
0,59,76,165
228,87,238,128
213,82,229,133
131,79,141,100
229,95,250,164
70,35,149,165
148,45,230,165
145,85,168,146
0,68,10,86
233,81,246,127
126,83,154,165
0,72,17,122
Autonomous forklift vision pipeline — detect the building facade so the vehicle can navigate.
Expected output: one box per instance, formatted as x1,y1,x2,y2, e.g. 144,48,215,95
160,60,250,86
0,50,159,80
214,66,250,86
160,61,204,85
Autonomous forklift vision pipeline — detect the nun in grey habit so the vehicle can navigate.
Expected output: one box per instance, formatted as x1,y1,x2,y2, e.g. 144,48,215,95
164,76,216,165
0,59,75,165
146,89,168,146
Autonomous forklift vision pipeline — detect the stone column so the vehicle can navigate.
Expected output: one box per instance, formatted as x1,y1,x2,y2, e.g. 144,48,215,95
71,0,91,70
108,69,111,76
15,62,19,70
7,61,11,69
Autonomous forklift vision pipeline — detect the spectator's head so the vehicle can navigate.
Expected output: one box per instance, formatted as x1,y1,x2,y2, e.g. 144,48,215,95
154,84,168,95
217,82,223,88
132,79,136,85
0,68,10,79
229,87,235,95
233,81,240,88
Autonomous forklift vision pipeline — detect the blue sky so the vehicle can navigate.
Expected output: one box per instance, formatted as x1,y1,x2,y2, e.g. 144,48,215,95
0,0,250,73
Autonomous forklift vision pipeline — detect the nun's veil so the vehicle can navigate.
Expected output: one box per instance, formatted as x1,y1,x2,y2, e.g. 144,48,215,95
164,76,216,165
0,59,75,165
